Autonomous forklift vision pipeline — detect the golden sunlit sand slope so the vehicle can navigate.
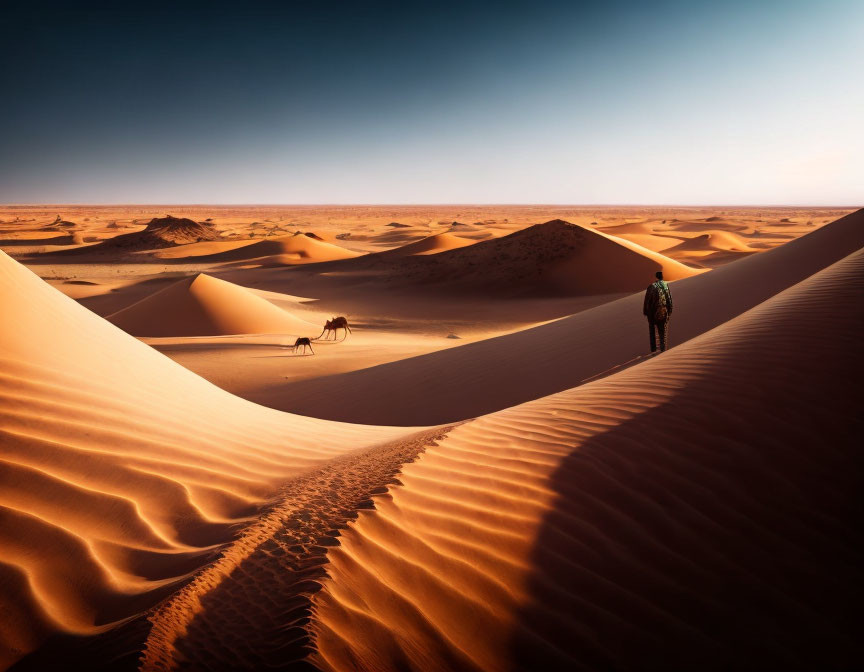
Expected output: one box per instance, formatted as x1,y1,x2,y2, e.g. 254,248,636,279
0,252,415,668
107,273,319,337
275,209,864,425
667,230,753,253
310,246,863,672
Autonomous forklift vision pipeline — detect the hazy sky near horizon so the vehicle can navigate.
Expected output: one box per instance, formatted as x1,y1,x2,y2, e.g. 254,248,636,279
1,0,862,205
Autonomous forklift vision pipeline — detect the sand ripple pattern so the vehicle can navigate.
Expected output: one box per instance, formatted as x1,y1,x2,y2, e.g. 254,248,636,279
310,248,864,671
0,252,412,669
140,428,449,671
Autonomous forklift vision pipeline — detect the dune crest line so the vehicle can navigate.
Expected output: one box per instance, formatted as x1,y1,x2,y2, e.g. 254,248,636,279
140,427,452,671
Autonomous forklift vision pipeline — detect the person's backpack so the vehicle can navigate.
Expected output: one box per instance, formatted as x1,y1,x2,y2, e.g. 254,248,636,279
653,281,670,322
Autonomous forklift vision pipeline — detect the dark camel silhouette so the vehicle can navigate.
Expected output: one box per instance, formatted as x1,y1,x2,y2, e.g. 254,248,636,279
316,316,351,341
291,337,314,355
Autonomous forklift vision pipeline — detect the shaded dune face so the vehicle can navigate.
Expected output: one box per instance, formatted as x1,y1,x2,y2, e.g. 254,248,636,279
0,252,414,669
106,272,318,337
278,209,864,425
309,247,864,672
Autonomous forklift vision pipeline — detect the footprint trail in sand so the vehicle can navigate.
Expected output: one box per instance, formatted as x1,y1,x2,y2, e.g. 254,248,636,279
141,428,452,671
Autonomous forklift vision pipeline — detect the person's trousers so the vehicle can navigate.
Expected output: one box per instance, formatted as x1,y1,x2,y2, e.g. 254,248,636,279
648,319,670,352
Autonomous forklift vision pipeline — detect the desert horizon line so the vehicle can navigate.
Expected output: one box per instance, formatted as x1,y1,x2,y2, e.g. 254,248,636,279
2,202,861,209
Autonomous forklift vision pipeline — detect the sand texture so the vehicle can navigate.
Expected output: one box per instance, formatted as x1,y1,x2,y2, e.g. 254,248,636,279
0,205,860,670
0,251,414,667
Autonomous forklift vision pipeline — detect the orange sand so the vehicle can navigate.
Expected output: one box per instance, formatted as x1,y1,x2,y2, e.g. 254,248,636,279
0,204,860,670
107,273,320,337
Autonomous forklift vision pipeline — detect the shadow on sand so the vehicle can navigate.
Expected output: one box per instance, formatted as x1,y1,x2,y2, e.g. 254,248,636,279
507,378,862,670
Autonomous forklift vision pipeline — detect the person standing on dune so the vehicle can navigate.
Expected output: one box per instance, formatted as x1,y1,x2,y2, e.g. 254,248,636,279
643,270,673,353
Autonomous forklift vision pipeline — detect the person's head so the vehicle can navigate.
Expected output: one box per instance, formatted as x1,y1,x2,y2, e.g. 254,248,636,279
655,271,663,281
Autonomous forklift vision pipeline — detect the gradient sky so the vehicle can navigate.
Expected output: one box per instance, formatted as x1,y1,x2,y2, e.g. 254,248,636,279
1,0,862,204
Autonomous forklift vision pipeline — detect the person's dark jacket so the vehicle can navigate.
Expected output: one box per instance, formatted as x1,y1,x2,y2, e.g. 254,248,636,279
643,280,673,320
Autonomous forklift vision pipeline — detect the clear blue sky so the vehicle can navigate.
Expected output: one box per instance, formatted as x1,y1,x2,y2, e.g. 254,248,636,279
1,0,861,204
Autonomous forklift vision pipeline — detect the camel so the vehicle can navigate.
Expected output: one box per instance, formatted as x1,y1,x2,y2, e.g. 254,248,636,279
316,316,351,341
291,337,314,355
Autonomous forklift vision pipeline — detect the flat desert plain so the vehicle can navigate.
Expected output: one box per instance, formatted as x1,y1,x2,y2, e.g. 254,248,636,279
0,205,861,670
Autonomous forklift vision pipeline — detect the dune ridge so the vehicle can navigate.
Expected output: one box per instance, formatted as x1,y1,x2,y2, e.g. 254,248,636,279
0,251,415,669
666,230,753,253
107,273,319,337
273,209,864,425
310,245,864,672
385,232,475,256
138,427,450,672
188,232,360,264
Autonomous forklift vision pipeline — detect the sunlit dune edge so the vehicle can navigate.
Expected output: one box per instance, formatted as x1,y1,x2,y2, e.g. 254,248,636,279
106,272,319,337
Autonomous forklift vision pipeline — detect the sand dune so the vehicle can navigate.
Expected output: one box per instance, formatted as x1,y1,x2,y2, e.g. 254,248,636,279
0,251,416,669
599,221,758,260
660,231,758,268
605,232,683,252
271,209,864,424
593,227,705,273
666,231,755,253
0,233,83,248
1,204,860,670
359,228,429,248
107,273,320,337
150,238,264,259
309,246,863,671
187,232,360,264
594,221,687,252
595,219,654,235
666,219,751,233
385,232,475,256
326,220,698,297
666,230,754,253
